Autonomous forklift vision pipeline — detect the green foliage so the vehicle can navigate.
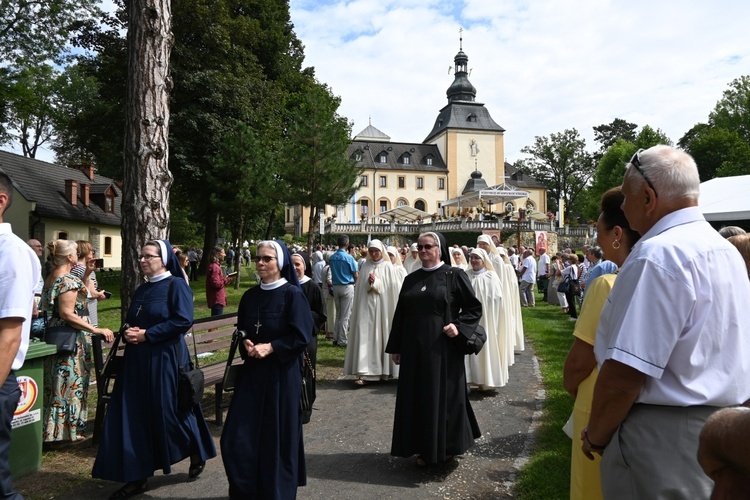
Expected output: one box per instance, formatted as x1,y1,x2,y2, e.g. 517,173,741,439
3,63,65,157
709,75,750,143
581,139,636,220
680,75,750,181
0,0,102,65
521,128,595,222
278,80,361,250
592,118,637,158
514,300,576,499
633,124,672,149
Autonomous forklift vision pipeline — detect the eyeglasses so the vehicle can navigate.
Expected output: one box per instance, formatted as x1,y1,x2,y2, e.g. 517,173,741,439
629,149,658,198
417,244,437,251
139,254,160,261
253,256,277,263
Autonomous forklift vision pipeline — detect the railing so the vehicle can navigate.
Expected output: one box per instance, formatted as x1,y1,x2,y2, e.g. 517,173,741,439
325,219,593,235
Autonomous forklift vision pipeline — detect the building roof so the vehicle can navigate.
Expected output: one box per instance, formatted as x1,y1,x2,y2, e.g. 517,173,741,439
700,174,750,221
348,141,448,173
0,150,122,226
504,162,548,190
353,124,391,142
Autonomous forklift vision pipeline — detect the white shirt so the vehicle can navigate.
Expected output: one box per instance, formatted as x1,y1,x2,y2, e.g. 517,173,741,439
537,253,550,277
0,223,42,370
509,254,519,268
594,207,750,406
520,256,537,283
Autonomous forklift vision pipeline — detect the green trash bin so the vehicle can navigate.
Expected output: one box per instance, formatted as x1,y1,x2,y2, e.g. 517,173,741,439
9,339,58,478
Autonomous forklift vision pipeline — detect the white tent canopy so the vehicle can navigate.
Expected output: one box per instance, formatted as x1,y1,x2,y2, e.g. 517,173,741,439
376,205,432,222
440,183,530,210
699,175,750,222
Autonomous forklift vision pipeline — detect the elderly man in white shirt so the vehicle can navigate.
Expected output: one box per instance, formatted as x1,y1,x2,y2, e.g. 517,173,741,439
583,145,750,500
517,249,537,307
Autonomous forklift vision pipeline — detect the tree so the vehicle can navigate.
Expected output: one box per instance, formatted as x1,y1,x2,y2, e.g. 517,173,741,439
209,122,278,286
3,63,63,157
709,75,750,143
520,128,595,223
278,81,362,251
633,124,672,149
0,0,101,64
581,138,636,220
120,0,173,312
592,118,637,158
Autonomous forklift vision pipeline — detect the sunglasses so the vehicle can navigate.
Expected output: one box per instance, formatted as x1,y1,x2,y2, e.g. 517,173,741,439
629,149,658,198
253,256,277,263
417,244,437,251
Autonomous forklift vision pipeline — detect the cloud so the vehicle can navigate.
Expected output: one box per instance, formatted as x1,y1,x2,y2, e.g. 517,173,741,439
290,0,750,159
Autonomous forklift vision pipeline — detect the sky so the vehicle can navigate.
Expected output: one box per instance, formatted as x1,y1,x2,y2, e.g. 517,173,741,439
288,0,750,161
10,1,749,165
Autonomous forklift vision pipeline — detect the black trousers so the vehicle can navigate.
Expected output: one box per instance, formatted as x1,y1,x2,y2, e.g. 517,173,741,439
565,289,578,318
0,372,23,500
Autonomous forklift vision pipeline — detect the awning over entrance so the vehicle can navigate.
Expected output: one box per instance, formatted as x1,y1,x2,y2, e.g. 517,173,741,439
377,205,433,222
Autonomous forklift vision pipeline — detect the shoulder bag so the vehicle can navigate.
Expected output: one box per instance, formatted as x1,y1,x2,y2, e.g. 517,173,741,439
557,275,571,293
445,269,487,355
42,312,78,355
175,332,205,412
300,349,316,423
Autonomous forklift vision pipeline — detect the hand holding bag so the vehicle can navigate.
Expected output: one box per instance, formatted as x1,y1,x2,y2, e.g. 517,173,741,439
445,270,487,355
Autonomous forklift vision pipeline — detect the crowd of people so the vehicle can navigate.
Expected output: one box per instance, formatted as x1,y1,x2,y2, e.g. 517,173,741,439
3,144,750,500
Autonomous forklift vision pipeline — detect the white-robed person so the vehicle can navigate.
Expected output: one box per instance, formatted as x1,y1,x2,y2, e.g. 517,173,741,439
344,240,402,385
465,248,508,390
403,243,422,274
478,237,522,368
450,247,469,271
386,246,408,282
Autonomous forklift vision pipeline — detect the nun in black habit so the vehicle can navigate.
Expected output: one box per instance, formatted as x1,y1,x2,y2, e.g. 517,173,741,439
385,231,482,466
221,241,313,499
92,240,216,499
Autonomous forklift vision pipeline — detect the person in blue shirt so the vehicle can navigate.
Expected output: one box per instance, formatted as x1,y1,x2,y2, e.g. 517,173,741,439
328,235,359,347
581,246,618,298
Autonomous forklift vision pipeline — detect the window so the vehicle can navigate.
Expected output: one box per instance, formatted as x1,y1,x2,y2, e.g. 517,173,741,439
379,200,388,213
104,237,112,256
361,175,368,187
57,231,68,240
438,178,445,190
416,177,424,189
379,153,387,163
398,176,405,188
353,150,363,161
467,113,478,123
105,195,114,213
505,202,515,213
379,175,386,187
397,198,407,207
415,200,426,211
400,153,411,165
360,200,369,215
426,157,433,166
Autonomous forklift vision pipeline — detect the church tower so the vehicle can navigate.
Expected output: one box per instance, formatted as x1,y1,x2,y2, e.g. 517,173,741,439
424,34,506,201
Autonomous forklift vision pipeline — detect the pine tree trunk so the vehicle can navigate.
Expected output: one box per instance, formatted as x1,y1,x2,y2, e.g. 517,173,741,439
120,0,173,315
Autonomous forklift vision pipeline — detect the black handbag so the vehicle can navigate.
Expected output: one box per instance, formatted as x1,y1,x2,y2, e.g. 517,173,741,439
175,334,204,412
445,270,487,355
222,329,245,393
300,349,315,423
44,325,78,354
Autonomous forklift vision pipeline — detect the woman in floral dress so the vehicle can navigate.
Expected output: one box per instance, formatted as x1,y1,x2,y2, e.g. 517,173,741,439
41,239,113,443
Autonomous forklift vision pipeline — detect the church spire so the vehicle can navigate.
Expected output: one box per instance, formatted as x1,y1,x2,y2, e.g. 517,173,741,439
446,28,476,103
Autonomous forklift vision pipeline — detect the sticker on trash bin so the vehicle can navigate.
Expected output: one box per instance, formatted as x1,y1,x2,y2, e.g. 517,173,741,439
15,376,38,416
11,409,40,429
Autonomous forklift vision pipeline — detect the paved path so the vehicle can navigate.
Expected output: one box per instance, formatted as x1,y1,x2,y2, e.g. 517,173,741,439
62,344,542,499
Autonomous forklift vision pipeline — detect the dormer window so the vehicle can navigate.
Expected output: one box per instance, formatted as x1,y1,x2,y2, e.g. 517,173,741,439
105,194,114,213
423,155,434,166
351,149,363,161
399,153,411,165
467,113,478,123
379,153,387,163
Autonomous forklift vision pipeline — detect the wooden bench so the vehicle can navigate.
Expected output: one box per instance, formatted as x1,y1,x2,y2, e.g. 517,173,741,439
92,313,240,443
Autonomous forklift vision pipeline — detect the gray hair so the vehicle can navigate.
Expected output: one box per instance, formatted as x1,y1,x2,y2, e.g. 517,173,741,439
47,239,77,268
719,226,746,239
625,145,700,202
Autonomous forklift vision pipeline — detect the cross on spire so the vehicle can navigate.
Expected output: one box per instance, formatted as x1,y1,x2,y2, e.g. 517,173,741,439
459,27,463,50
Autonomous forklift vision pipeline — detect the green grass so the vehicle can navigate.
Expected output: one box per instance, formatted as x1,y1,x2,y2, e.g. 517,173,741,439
515,294,577,499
